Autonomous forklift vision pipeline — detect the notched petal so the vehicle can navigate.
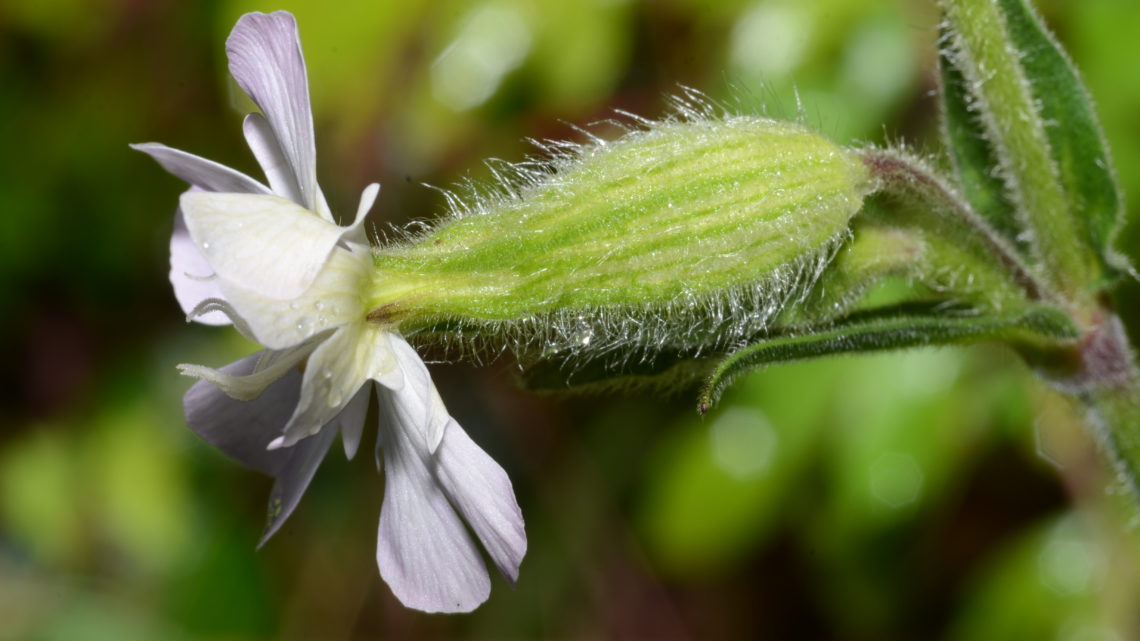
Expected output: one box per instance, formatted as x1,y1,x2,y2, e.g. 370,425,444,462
132,143,270,194
242,113,305,207
183,352,300,475
380,336,448,452
179,191,345,300
226,11,319,211
260,424,339,545
343,182,380,245
376,411,490,613
339,385,371,460
434,420,527,584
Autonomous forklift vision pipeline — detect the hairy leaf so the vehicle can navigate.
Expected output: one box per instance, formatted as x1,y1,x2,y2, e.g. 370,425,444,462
937,28,1020,246
993,0,1125,280
698,304,1078,412
940,0,1123,297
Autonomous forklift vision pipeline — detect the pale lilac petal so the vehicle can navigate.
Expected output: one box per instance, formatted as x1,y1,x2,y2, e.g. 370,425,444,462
132,142,270,194
376,389,490,613
183,352,299,476
434,420,527,583
259,424,339,545
179,191,348,301
226,11,319,211
274,323,398,447
170,209,229,325
242,113,335,221
339,385,370,460
377,336,449,452
242,113,304,207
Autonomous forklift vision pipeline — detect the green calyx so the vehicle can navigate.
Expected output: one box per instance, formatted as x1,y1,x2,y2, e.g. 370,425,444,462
368,116,871,352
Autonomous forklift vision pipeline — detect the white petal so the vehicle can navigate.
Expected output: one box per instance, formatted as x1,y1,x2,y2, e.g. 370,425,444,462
275,324,399,447
375,336,449,453
170,209,229,325
259,423,339,545
182,352,300,476
376,399,490,613
434,420,527,583
339,384,370,460
242,113,303,206
179,191,347,300
343,182,380,245
218,244,367,351
226,11,320,211
132,142,270,194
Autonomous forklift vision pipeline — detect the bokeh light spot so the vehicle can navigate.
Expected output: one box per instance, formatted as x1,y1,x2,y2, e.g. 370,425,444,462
431,3,532,111
709,407,778,480
869,451,924,508
730,2,811,79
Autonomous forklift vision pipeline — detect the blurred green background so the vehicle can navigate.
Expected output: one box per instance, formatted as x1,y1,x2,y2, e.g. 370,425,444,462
2,0,1140,639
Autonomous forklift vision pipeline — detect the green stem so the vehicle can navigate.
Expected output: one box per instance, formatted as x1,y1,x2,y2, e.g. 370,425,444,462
1056,311,1140,499
1085,384,1140,500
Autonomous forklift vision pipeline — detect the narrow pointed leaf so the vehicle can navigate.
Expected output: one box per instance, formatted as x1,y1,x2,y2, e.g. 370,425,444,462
940,0,1125,296
993,0,1125,277
937,33,1019,245
698,305,1078,412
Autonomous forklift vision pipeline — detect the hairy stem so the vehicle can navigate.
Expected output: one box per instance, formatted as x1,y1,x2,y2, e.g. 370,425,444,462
1070,312,1140,499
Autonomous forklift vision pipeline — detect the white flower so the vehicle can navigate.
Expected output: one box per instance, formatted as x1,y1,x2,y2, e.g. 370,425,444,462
134,11,525,613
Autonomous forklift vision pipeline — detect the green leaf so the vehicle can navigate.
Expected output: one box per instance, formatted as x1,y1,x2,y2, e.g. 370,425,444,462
937,29,1020,246
789,224,927,325
859,149,1046,309
515,345,711,396
698,304,1078,412
940,0,1126,298
993,0,1126,281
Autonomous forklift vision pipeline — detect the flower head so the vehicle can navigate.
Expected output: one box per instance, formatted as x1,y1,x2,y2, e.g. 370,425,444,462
134,11,525,613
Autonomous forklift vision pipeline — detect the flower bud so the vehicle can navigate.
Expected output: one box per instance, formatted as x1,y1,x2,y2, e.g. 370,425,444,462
369,116,872,353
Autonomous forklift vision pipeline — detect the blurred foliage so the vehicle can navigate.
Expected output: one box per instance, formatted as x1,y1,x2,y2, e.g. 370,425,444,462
1,0,1139,639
